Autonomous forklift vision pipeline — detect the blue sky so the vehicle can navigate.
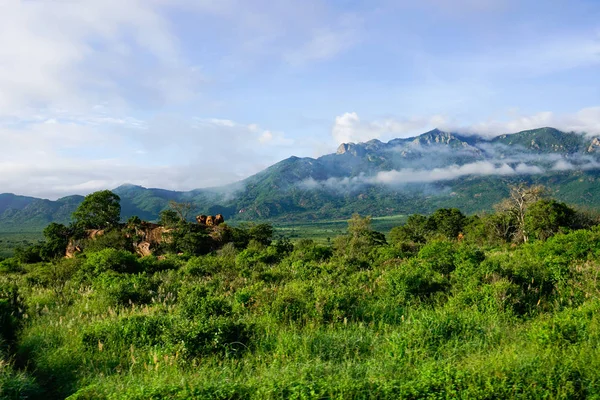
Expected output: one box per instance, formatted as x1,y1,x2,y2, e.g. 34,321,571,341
1,0,599,198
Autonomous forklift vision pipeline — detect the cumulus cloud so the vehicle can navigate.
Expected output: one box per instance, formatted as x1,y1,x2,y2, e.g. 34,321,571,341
0,1,359,198
0,116,299,199
0,0,203,117
443,106,600,137
333,106,600,145
332,112,446,144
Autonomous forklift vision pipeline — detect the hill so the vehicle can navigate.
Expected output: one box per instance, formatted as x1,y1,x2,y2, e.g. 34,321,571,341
1,127,599,231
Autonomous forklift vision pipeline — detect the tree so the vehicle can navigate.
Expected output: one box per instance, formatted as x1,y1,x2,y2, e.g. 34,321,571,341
335,214,386,259
524,199,576,241
168,200,196,222
41,223,71,260
494,184,546,243
427,208,466,240
159,209,179,227
390,214,429,244
248,224,274,246
72,190,121,230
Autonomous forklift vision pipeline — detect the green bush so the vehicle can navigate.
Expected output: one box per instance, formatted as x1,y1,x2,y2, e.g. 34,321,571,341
92,273,157,306
418,240,457,275
81,249,141,276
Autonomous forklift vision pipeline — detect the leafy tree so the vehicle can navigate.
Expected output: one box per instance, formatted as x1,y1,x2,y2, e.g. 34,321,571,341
248,224,274,246
40,222,71,260
335,214,386,259
72,190,121,230
524,199,576,241
14,245,43,264
427,208,466,240
390,214,429,244
164,223,214,255
159,209,179,227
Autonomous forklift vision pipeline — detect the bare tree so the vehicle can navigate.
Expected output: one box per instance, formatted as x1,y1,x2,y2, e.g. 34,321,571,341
494,184,546,243
168,200,196,222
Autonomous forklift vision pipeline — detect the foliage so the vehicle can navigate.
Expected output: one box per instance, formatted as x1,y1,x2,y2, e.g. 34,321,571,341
72,190,121,230
524,199,576,241
1,196,600,399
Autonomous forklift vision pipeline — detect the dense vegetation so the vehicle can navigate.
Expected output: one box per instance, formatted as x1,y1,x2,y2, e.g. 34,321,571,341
2,185,600,399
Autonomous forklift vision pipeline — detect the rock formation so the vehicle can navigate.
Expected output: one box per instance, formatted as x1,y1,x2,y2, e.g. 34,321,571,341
65,229,105,258
196,214,224,226
128,221,172,257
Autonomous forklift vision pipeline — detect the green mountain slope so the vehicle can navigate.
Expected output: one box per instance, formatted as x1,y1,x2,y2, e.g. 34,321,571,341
1,127,599,231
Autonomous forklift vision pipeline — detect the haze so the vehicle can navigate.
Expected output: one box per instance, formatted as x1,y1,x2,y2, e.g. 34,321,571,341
1,0,599,198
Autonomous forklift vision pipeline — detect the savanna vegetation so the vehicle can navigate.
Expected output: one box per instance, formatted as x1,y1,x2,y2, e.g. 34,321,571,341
2,185,600,399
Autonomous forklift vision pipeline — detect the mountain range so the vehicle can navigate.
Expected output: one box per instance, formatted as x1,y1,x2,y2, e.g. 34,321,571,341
2,127,600,231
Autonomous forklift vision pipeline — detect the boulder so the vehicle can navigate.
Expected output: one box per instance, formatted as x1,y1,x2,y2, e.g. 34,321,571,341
136,241,152,257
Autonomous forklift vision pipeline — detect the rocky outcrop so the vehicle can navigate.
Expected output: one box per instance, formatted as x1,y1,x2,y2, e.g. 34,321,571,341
65,216,227,258
196,214,224,226
65,229,106,258
129,221,172,257
588,137,600,153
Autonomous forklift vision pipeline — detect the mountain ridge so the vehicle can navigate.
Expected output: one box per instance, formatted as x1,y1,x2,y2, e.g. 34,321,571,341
2,127,599,231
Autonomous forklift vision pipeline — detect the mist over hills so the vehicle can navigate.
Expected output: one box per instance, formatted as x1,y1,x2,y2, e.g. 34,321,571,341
2,127,600,231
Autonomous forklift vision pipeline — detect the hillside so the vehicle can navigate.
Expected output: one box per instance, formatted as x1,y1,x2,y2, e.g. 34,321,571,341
1,127,599,231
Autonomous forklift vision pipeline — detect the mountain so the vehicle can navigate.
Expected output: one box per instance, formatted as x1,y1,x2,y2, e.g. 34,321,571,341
2,127,600,231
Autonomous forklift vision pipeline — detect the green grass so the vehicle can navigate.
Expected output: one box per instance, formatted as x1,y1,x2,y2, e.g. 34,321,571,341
2,225,600,398
270,214,408,244
0,232,43,259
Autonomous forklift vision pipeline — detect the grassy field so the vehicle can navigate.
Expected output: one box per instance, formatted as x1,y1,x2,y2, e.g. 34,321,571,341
2,223,600,398
271,214,407,244
0,231,43,259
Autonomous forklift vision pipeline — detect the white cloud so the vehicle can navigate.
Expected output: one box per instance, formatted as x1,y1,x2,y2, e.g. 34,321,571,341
0,0,201,117
371,161,541,185
300,161,547,192
335,106,600,144
444,106,600,137
332,112,446,144
0,116,299,199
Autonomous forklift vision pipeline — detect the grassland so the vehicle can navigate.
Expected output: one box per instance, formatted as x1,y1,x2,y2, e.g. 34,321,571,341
0,232,43,259
271,214,407,244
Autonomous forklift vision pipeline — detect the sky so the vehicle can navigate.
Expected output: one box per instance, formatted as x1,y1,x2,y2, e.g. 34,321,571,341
1,0,599,199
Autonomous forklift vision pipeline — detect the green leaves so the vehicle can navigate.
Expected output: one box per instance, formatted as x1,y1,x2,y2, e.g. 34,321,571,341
72,190,121,230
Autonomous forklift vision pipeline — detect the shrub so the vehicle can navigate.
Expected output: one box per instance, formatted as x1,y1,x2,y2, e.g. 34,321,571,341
418,240,457,275
92,273,156,306
82,248,141,276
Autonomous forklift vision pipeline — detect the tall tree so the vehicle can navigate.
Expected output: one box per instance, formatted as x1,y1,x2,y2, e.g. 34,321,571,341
72,190,121,230
494,184,546,243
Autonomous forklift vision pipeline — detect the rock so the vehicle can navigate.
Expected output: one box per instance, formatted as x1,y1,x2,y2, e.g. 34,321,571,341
588,137,600,153
136,241,152,257
65,240,81,259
